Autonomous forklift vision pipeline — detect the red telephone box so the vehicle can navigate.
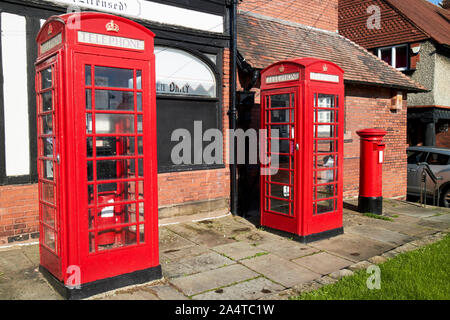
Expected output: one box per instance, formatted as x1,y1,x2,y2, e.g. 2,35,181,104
260,58,344,242
35,12,160,299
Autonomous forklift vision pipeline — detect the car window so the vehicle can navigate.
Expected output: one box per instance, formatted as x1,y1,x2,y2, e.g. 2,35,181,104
426,152,450,166
407,151,427,165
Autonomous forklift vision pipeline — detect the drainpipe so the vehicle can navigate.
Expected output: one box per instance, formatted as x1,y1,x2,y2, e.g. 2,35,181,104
229,0,238,215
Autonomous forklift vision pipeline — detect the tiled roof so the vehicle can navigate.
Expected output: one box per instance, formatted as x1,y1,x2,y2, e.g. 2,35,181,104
237,11,427,92
386,0,450,46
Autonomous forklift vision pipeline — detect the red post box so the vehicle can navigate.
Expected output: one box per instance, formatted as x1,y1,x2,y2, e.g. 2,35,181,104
35,12,160,299
260,58,345,242
356,129,387,215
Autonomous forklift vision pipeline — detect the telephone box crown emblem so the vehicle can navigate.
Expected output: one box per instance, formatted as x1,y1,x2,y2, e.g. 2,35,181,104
48,24,53,35
323,64,328,72
279,65,285,73
106,20,119,32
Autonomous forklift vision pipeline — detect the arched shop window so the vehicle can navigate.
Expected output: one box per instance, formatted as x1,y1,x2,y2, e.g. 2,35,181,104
155,46,222,173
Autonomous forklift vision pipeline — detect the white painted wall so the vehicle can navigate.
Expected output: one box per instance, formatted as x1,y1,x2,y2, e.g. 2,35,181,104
43,0,224,33
1,13,30,176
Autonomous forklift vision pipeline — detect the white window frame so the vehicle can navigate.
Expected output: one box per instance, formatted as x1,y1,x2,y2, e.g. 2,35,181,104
377,44,409,71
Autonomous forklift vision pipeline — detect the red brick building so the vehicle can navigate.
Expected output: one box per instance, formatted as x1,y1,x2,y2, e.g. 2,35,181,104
339,0,450,148
235,0,425,211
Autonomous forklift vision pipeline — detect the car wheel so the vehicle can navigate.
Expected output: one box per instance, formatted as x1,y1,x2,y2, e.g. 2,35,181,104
441,187,450,208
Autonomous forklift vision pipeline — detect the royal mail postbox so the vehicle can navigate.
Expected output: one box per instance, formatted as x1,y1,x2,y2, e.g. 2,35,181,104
35,12,160,299
260,58,344,242
357,129,387,215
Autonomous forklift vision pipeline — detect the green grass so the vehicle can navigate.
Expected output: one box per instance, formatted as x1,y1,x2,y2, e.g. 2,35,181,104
362,212,393,221
291,234,450,300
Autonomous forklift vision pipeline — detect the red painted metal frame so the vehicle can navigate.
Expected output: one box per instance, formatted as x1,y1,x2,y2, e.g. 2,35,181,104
35,13,158,285
260,58,344,238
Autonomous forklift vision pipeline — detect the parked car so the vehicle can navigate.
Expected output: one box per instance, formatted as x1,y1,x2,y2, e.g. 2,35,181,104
407,146,450,207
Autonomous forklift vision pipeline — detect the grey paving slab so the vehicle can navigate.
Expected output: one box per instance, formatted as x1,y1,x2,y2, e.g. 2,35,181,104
0,249,34,273
234,230,284,246
417,218,450,231
0,266,61,300
422,213,450,225
160,245,210,263
309,233,395,262
192,277,284,300
257,239,320,260
212,242,267,261
166,223,235,248
162,251,234,279
346,225,414,246
146,284,188,300
384,205,437,218
159,228,196,253
170,264,258,297
292,252,353,275
21,245,40,266
239,254,321,287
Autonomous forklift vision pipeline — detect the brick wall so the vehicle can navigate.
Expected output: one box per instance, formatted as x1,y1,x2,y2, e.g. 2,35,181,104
0,184,39,245
238,0,339,32
344,84,408,198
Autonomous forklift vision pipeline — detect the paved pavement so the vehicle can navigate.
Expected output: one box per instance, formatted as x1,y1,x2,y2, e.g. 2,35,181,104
0,199,448,300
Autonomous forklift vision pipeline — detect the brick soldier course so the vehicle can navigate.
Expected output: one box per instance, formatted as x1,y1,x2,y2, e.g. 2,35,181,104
0,199,448,300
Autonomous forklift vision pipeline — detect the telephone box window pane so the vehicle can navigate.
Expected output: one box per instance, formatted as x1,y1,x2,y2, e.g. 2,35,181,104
95,66,134,88
137,115,143,133
42,205,55,228
315,185,335,200
269,183,291,199
85,65,92,85
87,161,93,181
316,169,335,184
270,198,290,215
138,137,143,155
271,125,289,139
139,202,144,222
317,140,335,153
42,91,53,111
89,232,95,253
317,125,335,138
136,70,142,89
43,226,56,251
270,94,290,108
41,182,55,204
41,68,52,89
95,136,135,157
96,159,134,181
139,224,145,243
317,95,335,108
138,159,144,178
97,227,137,251
317,110,334,123
87,138,93,157
88,185,94,205
137,93,142,111
42,114,53,134
42,138,53,157
316,199,334,214
96,181,136,204
86,114,93,133
270,109,290,123
86,89,92,110
95,114,134,134
94,90,134,110
42,160,54,180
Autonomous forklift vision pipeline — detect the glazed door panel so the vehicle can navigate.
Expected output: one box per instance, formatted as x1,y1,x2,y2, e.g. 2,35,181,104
75,53,154,283
261,88,298,234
